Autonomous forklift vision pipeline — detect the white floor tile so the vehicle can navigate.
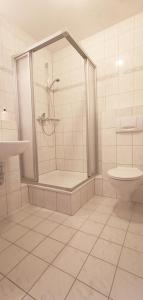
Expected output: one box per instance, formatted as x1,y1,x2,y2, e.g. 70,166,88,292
69,231,97,253
95,205,114,215
134,204,143,215
0,278,25,300
53,246,87,277
107,216,129,231
9,210,32,223
20,215,43,229
101,225,126,245
83,202,97,211
66,280,107,300
34,220,58,236
112,210,132,221
0,244,27,275
89,196,105,205
33,208,53,219
128,217,143,236
21,205,40,214
91,238,121,265
23,296,34,300
48,211,68,224
80,220,104,237
33,237,64,263
15,230,45,252
78,255,116,296
101,197,118,207
111,268,143,300
125,232,143,252
50,225,76,243
8,254,48,292
0,219,15,234
63,216,86,229
2,224,28,242
89,211,110,224
29,265,74,300
119,247,143,278
74,208,92,218
0,237,11,253
0,274,3,281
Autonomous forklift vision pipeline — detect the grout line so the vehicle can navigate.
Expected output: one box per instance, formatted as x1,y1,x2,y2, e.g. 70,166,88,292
19,214,84,298
108,201,136,299
64,205,112,299
0,206,84,296
9,204,93,298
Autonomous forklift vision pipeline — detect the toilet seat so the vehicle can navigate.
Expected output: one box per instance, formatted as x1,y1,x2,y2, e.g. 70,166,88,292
108,167,143,181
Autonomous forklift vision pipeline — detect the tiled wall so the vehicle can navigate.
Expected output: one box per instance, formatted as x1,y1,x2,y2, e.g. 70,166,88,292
53,46,87,173
33,48,56,175
81,12,143,199
0,16,34,219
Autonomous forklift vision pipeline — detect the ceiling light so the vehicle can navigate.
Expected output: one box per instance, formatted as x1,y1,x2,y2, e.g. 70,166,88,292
116,58,124,66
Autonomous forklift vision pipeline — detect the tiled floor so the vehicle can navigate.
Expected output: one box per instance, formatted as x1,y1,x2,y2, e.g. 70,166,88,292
0,196,143,299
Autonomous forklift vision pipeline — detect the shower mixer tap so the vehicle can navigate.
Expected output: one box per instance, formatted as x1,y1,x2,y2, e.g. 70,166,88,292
37,113,60,123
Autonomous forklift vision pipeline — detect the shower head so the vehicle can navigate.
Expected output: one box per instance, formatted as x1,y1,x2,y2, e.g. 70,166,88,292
49,78,60,89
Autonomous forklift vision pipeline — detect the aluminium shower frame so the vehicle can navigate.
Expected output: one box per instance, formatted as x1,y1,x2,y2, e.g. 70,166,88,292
15,30,97,184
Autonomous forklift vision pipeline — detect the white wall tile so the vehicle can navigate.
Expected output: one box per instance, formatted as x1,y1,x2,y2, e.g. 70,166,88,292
134,70,143,90
117,133,132,146
102,128,116,146
44,190,57,211
0,16,34,218
102,146,116,163
117,146,132,165
56,193,71,214
7,190,22,214
133,146,143,165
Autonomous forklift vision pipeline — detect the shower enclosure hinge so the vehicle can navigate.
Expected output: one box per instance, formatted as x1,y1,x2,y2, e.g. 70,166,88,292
0,162,4,185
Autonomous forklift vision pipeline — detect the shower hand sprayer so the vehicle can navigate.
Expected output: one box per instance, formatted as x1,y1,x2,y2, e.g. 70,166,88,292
48,78,60,90
37,78,60,136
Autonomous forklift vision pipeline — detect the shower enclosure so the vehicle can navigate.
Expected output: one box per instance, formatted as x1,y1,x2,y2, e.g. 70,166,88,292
16,30,97,191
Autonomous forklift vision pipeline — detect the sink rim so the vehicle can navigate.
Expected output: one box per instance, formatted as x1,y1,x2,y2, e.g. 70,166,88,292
0,140,30,160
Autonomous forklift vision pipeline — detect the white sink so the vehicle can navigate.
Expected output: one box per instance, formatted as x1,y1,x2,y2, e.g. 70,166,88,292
0,140,30,160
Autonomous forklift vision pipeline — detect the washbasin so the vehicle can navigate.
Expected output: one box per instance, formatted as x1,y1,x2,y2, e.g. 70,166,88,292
0,140,30,160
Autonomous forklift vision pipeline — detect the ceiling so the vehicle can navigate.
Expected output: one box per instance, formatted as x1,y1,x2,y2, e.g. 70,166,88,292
0,0,143,41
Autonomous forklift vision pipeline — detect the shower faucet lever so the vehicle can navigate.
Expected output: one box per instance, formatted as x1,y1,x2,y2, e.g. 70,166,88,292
37,113,60,123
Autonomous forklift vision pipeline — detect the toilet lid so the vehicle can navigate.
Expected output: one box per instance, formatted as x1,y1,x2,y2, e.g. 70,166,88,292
108,167,143,180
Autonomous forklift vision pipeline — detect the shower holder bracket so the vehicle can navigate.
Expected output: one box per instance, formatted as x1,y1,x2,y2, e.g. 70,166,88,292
37,113,60,123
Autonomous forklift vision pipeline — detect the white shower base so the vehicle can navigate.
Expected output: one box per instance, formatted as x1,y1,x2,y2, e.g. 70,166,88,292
39,170,87,189
29,175,95,215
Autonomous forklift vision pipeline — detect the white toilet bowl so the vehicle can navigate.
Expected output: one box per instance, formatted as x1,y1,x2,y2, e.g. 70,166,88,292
108,167,143,201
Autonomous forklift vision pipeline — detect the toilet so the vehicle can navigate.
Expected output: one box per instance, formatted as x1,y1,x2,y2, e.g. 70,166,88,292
108,167,143,201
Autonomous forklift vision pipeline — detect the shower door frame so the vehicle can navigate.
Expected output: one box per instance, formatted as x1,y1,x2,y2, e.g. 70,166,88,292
15,30,97,186
85,59,97,177
15,52,39,182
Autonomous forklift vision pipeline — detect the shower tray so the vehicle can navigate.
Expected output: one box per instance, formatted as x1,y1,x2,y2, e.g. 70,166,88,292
28,176,95,216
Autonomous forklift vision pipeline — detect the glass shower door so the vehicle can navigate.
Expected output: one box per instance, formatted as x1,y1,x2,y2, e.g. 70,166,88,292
16,52,38,182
